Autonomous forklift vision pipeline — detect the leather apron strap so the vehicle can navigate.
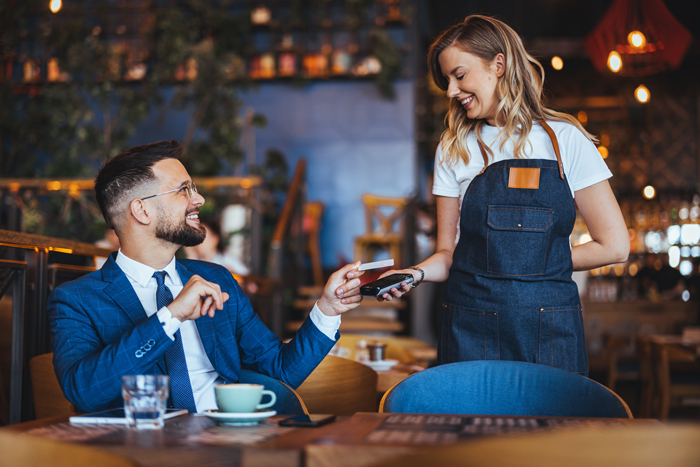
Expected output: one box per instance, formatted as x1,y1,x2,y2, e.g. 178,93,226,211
539,121,565,180
476,138,490,176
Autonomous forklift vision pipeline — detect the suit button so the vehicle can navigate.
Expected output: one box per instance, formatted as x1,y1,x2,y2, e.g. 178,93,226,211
148,339,156,346
135,350,144,358
143,344,152,351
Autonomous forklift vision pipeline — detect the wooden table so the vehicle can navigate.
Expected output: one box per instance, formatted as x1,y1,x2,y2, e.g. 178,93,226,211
1,412,663,467
375,423,700,467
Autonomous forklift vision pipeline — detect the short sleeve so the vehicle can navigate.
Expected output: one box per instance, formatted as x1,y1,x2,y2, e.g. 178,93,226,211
557,124,613,195
432,144,461,198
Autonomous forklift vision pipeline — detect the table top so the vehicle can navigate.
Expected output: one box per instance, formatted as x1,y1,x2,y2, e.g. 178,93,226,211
1,412,665,467
649,334,700,358
376,423,700,467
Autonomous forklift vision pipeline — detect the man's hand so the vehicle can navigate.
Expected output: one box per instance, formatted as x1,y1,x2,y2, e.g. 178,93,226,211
167,275,230,322
317,262,364,317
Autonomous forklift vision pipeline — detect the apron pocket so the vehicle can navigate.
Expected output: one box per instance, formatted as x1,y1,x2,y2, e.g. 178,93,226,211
486,205,552,276
442,303,499,363
538,304,588,374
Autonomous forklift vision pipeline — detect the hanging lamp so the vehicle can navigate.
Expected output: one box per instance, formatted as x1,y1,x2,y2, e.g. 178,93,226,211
584,0,692,76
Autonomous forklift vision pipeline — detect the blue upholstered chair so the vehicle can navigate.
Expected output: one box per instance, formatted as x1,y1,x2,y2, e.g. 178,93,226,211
239,369,308,415
379,361,632,418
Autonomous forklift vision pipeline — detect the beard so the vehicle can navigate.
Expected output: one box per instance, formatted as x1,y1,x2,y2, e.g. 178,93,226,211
155,216,206,247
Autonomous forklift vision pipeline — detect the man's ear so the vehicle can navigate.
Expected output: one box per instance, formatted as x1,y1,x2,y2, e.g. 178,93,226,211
129,199,151,225
493,53,505,78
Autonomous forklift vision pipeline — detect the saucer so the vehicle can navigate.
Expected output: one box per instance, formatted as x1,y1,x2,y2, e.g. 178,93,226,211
362,359,398,371
204,410,276,426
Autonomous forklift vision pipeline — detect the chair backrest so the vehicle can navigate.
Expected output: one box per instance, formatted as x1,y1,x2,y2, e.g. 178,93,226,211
380,360,632,418
238,369,308,415
29,352,75,419
361,194,408,236
296,355,378,415
0,431,140,467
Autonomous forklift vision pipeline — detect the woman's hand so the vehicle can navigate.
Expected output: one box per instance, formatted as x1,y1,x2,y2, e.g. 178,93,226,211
375,268,418,302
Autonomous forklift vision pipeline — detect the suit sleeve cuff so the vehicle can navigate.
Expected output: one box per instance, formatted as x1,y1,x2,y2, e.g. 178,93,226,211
157,307,181,340
309,301,340,341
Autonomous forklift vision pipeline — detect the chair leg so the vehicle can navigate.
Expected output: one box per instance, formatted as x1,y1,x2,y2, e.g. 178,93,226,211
655,345,671,421
0,370,8,425
637,336,654,418
639,377,654,419
606,351,618,391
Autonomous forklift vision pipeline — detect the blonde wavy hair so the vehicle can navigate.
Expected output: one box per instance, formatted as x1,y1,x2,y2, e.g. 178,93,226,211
428,15,596,167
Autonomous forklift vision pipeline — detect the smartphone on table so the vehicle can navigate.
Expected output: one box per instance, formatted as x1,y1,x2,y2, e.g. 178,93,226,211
360,273,414,297
278,414,337,427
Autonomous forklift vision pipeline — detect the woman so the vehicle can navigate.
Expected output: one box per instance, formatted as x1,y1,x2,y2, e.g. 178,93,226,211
380,15,629,376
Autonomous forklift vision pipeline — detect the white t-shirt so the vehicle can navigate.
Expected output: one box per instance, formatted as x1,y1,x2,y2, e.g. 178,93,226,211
433,121,612,242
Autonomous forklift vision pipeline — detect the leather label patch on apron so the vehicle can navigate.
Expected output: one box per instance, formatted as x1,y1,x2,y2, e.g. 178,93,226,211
508,167,540,189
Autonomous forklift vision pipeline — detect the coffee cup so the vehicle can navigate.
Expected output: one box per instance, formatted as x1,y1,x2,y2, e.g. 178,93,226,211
215,383,276,413
367,342,387,361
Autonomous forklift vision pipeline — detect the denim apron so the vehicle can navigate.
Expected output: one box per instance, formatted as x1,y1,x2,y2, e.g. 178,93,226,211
439,122,588,376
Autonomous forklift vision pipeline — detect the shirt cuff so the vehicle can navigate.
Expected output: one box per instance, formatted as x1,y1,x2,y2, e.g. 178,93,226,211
309,301,341,341
157,307,182,340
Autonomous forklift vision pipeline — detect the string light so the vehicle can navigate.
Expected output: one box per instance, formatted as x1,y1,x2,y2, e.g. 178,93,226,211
49,0,62,13
551,56,563,70
635,84,650,103
643,185,656,199
607,51,622,72
627,30,647,49
577,110,588,125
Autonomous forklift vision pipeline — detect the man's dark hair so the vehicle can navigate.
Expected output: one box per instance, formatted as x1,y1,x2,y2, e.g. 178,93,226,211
94,140,182,230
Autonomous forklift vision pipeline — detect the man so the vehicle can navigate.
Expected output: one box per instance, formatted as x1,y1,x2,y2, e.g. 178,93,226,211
49,140,364,413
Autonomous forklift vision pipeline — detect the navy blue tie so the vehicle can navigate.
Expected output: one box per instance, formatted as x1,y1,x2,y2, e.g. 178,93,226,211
153,271,197,413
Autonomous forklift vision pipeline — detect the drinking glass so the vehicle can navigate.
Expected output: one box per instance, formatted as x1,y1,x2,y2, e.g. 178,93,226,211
122,375,170,429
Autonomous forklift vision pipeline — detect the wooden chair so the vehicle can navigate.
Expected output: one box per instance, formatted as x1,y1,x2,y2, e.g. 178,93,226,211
605,334,643,392
296,355,378,415
650,339,700,420
353,194,408,266
29,352,75,419
304,201,325,287
0,431,140,467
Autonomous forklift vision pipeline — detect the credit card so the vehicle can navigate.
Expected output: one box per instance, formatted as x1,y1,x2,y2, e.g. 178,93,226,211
358,259,394,271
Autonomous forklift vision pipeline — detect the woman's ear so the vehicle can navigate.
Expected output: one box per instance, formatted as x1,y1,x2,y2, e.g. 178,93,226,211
129,199,151,225
493,53,505,78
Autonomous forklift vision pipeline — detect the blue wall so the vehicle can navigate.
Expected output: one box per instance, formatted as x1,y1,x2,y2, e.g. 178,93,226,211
240,80,417,267
131,79,417,268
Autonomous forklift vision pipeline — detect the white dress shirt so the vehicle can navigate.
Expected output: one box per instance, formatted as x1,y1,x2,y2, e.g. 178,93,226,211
115,250,340,412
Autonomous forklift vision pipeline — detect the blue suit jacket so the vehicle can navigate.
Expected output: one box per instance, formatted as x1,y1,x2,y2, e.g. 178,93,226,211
48,253,335,412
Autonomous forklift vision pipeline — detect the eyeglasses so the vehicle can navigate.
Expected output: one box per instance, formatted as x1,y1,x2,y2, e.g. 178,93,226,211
141,181,198,202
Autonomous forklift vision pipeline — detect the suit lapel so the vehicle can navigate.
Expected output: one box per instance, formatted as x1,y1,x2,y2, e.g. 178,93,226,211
102,254,148,324
177,261,218,368
102,253,166,374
